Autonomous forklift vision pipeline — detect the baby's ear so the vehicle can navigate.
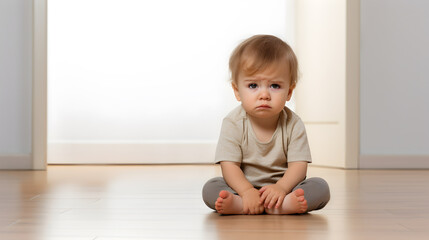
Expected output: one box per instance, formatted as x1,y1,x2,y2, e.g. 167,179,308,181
286,83,296,101
232,82,241,101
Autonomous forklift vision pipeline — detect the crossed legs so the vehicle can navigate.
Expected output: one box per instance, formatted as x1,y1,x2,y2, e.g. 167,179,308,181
202,177,330,215
215,188,307,215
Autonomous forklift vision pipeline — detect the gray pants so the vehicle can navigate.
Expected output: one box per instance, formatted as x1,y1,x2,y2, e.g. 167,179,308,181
202,177,330,213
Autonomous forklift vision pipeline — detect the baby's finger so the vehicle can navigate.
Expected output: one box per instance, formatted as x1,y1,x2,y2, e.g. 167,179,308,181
268,196,278,209
275,196,284,209
258,205,265,214
264,194,273,208
259,191,268,204
248,207,253,215
259,186,266,193
253,206,259,215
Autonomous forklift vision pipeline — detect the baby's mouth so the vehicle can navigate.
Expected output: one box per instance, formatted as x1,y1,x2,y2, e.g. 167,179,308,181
256,105,271,109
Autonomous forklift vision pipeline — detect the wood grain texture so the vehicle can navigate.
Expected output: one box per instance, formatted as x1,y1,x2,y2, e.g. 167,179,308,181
1,165,428,239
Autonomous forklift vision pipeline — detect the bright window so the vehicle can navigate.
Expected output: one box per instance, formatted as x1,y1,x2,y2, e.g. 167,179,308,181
48,0,294,163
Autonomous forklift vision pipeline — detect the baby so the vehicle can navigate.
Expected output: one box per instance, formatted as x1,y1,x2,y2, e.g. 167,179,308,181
202,35,330,215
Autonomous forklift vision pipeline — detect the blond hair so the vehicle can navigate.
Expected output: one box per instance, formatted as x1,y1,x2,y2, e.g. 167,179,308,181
229,35,298,87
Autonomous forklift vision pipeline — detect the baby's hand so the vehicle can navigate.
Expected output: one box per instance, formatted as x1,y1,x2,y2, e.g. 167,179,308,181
259,184,287,209
241,188,265,214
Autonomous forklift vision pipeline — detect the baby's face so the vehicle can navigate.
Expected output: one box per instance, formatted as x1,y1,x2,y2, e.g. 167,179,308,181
232,61,294,120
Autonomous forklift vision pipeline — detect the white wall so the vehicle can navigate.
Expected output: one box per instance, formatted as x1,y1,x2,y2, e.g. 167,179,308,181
12,0,427,169
0,0,33,169
360,0,429,168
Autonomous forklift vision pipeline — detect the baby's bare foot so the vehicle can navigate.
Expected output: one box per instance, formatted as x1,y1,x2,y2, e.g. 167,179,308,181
265,188,308,215
215,190,244,215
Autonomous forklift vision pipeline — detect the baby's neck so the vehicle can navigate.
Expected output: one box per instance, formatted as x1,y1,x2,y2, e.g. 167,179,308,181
248,114,280,143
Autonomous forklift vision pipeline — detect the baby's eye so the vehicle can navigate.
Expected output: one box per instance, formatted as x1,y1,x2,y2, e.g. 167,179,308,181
271,84,281,89
248,83,258,89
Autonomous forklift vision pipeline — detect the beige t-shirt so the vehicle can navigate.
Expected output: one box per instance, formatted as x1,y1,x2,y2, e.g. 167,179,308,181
215,105,312,188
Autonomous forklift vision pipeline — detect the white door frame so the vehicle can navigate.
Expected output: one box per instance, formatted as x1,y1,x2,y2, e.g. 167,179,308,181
294,0,360,169
33,0,47,170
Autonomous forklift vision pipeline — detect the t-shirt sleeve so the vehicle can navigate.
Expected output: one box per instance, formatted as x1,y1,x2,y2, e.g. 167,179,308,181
287,118,312,163
214,118,243,164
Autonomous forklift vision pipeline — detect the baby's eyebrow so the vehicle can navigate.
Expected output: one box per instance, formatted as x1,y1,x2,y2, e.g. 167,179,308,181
270,80,285,84
243,78,286,83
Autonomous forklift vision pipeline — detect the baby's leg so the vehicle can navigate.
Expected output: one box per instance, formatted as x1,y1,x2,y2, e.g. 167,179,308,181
294,177,330,211
202,177,237,210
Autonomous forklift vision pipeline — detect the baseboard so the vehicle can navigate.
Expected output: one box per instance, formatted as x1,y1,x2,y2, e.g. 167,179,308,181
359,155,429,169
48,142,217,164
0,154,33,170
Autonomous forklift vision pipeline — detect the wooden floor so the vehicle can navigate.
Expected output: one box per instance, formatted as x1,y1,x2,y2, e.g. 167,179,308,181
1,165,428,240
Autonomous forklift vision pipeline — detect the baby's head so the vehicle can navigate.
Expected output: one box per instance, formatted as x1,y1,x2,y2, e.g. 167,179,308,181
229,35,298,89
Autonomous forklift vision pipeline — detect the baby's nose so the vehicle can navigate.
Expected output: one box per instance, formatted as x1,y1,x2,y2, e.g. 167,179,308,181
259,87,271,100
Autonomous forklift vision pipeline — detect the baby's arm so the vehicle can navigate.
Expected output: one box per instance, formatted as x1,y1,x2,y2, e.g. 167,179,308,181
259,161,307,209
220,161,264,214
